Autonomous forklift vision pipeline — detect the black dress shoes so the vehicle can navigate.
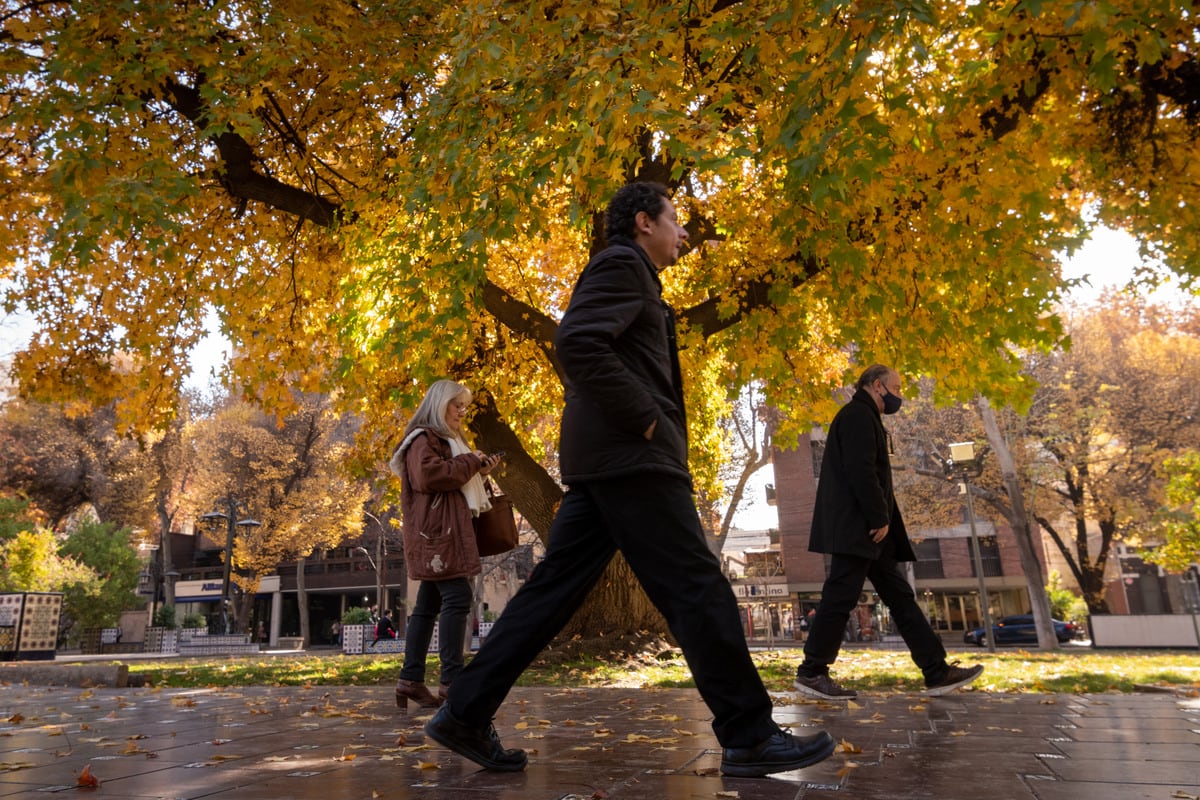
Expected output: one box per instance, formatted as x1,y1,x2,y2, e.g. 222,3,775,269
424,704,528,772
720,728,836,777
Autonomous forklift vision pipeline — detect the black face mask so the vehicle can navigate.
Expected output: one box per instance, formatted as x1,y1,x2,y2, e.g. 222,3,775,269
881,387,902,415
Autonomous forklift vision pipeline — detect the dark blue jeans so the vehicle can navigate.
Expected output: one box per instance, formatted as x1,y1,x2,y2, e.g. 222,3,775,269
445,476,778,749
399,577,472,686
800,546,947,680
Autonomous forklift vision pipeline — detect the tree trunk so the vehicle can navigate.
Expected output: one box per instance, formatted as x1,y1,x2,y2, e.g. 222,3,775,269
556,555,669,652
977,397,1059,649
157,505,176,609
468,392,562,539
468,394,672,649
297,555,311,646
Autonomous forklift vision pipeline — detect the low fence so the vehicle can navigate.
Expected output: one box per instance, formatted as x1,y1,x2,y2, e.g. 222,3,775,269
1090,614,1200,648
341,622,494,655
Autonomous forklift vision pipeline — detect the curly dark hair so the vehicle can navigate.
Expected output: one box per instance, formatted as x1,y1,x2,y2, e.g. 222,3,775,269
605,182,671,241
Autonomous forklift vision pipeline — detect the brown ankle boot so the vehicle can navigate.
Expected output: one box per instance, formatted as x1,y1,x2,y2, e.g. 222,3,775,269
395,679,442,712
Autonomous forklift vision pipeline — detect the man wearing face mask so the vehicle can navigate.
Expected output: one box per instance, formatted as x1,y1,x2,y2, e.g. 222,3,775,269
792,365,984,700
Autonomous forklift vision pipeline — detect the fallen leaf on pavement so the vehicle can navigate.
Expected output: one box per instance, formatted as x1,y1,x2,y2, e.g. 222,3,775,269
77,764,100,787
0,762,34,772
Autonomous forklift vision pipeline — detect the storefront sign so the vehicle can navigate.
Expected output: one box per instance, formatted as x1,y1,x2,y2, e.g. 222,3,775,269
731,583,789,599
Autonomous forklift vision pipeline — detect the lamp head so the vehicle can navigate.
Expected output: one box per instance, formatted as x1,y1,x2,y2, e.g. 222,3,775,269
948,441,976,464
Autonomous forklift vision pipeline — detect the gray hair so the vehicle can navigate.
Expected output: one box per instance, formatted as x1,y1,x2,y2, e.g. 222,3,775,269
855,364,895,390
403,379,472,443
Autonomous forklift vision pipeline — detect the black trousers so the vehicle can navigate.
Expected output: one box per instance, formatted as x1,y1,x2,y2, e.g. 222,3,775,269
400,577,472,686
446,476,778,748
801,545,947,680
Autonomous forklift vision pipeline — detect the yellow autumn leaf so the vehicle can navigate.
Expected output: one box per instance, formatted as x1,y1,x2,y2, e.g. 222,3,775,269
837,738,862,754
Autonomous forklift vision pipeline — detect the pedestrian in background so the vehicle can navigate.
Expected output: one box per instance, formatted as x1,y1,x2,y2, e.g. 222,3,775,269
792,365,983,700
389,380,502,711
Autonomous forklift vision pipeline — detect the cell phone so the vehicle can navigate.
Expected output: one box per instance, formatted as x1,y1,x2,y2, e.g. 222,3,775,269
490,451,506,460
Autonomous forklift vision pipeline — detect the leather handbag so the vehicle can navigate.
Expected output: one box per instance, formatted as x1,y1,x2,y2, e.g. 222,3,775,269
474,480,518,556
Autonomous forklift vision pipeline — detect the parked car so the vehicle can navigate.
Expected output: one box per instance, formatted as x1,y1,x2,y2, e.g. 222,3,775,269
963,614,1076,646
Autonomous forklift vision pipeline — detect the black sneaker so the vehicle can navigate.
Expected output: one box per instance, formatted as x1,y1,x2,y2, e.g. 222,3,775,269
424,704,527,771
721,728,837,777
924,662,984,696
792,672,857,700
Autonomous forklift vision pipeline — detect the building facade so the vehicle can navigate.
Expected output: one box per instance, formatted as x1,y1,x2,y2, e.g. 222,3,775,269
151,526,536,648
724,433,1047,644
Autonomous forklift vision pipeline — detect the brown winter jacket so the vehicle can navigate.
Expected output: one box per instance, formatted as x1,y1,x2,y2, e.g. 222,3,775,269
395,428,483,582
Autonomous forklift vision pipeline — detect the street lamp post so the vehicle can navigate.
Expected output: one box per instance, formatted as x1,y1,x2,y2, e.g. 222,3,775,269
354,546,384,612
360,511,388,612
948,441,997,654
201,499,261,635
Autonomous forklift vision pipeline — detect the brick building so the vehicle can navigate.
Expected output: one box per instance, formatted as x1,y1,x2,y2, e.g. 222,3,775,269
724,432,1044,644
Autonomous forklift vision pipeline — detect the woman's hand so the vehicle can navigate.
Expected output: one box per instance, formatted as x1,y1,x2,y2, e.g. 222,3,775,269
477,451,502,475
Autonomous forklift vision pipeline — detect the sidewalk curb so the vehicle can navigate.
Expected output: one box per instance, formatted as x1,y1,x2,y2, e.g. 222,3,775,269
0,661,129,688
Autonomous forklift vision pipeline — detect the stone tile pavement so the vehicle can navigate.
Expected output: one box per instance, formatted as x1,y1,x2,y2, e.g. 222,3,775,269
1,680,1197,799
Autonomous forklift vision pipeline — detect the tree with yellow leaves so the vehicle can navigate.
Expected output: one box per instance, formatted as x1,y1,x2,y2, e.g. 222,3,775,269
189,393,368,638
1145,452,1200,575
4,2,1198,637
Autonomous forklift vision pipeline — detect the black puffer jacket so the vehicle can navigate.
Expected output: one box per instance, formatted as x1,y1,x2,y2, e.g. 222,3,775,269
555,236,691,486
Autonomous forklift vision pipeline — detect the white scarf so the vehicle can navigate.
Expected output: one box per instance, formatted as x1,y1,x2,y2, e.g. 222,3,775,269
449,437,492,517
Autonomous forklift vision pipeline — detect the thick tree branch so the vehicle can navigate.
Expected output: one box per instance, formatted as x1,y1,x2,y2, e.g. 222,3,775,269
160,77,342,227
480,280,563,380
679,251,821,338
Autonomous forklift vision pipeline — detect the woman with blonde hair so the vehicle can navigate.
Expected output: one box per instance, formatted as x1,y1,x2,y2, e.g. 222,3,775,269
389,379,501,711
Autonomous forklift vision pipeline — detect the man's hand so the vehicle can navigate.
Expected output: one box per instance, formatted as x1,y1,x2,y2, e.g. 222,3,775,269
869,525,889,543
643,419,658,440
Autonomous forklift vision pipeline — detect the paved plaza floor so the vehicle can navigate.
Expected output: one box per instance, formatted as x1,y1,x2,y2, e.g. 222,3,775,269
1,678,1197,799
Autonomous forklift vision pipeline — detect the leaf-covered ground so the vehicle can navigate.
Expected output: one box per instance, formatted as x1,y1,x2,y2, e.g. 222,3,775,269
124,646,1200,695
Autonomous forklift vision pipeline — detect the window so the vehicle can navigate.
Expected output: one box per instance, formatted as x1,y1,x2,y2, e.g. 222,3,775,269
912,538,944,579
970,536,1003,577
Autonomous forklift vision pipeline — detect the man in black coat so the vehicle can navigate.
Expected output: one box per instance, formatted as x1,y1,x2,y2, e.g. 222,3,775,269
425,182,835,777
793,365,983,700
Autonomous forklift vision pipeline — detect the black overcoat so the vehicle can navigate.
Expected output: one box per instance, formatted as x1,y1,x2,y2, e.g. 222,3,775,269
808,389,915,561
